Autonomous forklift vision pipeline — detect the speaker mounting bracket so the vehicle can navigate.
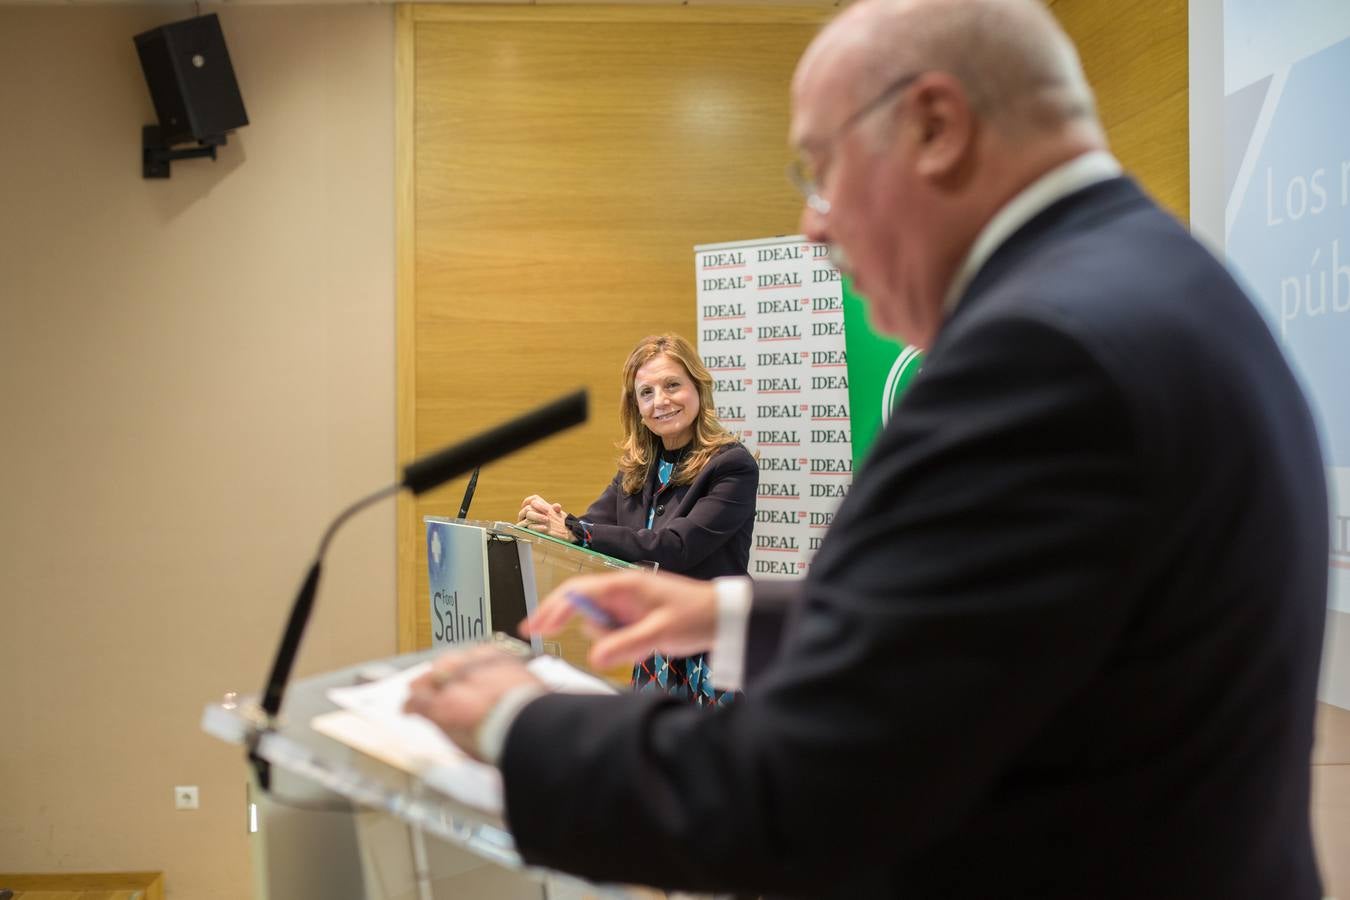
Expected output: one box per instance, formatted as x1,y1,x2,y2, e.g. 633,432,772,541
142,125,225,179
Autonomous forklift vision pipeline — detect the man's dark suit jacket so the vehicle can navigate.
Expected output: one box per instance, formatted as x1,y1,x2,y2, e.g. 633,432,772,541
580,442,757,579
501,178,1329,898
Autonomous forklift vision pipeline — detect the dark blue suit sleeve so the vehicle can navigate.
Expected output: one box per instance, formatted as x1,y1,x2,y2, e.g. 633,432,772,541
501,314,1144,895
744,578,797,684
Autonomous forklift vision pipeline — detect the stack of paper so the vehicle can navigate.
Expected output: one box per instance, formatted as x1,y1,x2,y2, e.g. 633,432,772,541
314,656,616,814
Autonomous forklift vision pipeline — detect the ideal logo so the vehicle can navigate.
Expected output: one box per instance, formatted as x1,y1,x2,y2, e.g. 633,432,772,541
757,430,799,445
757,377,801,393
756,534,800,551
755,559,799,576
701,277,744,292
813,269,842,283
810,483,849,498
810,458,853,474
812,321,845,337
758,298,804,314
758,325,802,341
757,352,799,367
811,375,850,390
811,350,847,366
755,509,800,524
758,482,801,498
702,327,743,342
811,429,849,443
757,246,806,262
758,457,802,472
757,404,802,419
1333,513,1350,556
757,272,803,289
701,251,745,268
702,302,745,319
718,405,745,421
811,404,849,420
809,536,826,551
703,353,746,370
811,295,842,312
715,378,747,393
809,511,833,527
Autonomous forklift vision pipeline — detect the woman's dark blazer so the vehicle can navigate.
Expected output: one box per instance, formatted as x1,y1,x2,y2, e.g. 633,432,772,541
578,442,757,580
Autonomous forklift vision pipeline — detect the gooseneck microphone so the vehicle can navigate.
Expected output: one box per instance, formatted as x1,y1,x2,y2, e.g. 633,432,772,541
457,468,480,520
256,389,588,730
402,391,587,494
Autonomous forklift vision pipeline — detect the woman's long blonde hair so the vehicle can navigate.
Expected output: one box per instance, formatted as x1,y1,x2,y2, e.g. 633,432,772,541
616,333,738,495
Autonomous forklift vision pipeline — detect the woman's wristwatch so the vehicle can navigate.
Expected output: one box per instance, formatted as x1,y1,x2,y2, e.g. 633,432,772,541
564,514,592,547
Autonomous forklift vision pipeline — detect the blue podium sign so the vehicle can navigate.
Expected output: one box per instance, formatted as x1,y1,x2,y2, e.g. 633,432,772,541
425,519,491,647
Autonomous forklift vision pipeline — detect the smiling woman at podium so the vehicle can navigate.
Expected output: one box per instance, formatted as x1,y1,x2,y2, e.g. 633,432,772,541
517,332,758,706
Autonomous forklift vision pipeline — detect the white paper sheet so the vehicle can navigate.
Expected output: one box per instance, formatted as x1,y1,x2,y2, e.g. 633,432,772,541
320,656,616,814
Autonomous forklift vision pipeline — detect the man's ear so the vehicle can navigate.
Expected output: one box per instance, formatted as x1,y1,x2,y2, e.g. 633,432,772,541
909,73,975,182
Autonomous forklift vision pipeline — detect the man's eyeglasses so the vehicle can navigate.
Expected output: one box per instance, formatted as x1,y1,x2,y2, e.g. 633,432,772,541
787,70,922,215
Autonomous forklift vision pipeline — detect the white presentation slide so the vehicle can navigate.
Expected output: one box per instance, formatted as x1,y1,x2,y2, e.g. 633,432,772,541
1195,0,1350,613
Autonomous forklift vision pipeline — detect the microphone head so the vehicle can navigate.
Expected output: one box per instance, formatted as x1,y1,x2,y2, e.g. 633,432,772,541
402,389,588,496
456,467,480,519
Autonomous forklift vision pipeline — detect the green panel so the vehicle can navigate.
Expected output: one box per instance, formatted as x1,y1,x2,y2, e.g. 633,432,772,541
842,278,923,469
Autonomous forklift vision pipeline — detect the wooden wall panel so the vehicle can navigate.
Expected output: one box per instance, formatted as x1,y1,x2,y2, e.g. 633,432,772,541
397,4,832,652
396,1,1191,652
0,872,163,900
1048,0,1189,220
396,0,1190,652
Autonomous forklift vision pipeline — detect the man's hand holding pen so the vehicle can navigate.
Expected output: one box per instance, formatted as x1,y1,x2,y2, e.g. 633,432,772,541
523,570,719,669
404,569,719,758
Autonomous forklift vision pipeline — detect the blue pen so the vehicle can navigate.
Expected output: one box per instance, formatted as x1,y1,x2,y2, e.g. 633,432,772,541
564,589,617,628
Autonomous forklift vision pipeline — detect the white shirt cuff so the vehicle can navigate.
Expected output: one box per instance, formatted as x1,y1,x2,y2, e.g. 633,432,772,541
475,684,548,766
710,576,752,691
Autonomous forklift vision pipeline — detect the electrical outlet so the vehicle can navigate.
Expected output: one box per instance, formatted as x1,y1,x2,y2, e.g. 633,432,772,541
175,785,200,810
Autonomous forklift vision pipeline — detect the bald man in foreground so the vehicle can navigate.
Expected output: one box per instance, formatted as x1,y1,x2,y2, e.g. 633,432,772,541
406,1,1329,896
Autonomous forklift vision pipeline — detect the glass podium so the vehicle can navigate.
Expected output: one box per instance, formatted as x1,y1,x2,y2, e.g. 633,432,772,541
425,518,646,683
203,519,668,900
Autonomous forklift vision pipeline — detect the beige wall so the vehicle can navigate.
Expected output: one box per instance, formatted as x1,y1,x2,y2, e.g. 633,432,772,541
0,5,396,899
0,1,1343,898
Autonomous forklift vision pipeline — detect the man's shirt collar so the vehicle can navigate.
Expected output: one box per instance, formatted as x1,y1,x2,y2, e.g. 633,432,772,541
942,150,1123,313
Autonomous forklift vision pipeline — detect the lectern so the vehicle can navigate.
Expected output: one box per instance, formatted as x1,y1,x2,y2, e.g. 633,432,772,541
203,520,657,900
423,519,644,668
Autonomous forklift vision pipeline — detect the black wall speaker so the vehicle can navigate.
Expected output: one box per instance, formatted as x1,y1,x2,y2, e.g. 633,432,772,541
134,13,248,147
